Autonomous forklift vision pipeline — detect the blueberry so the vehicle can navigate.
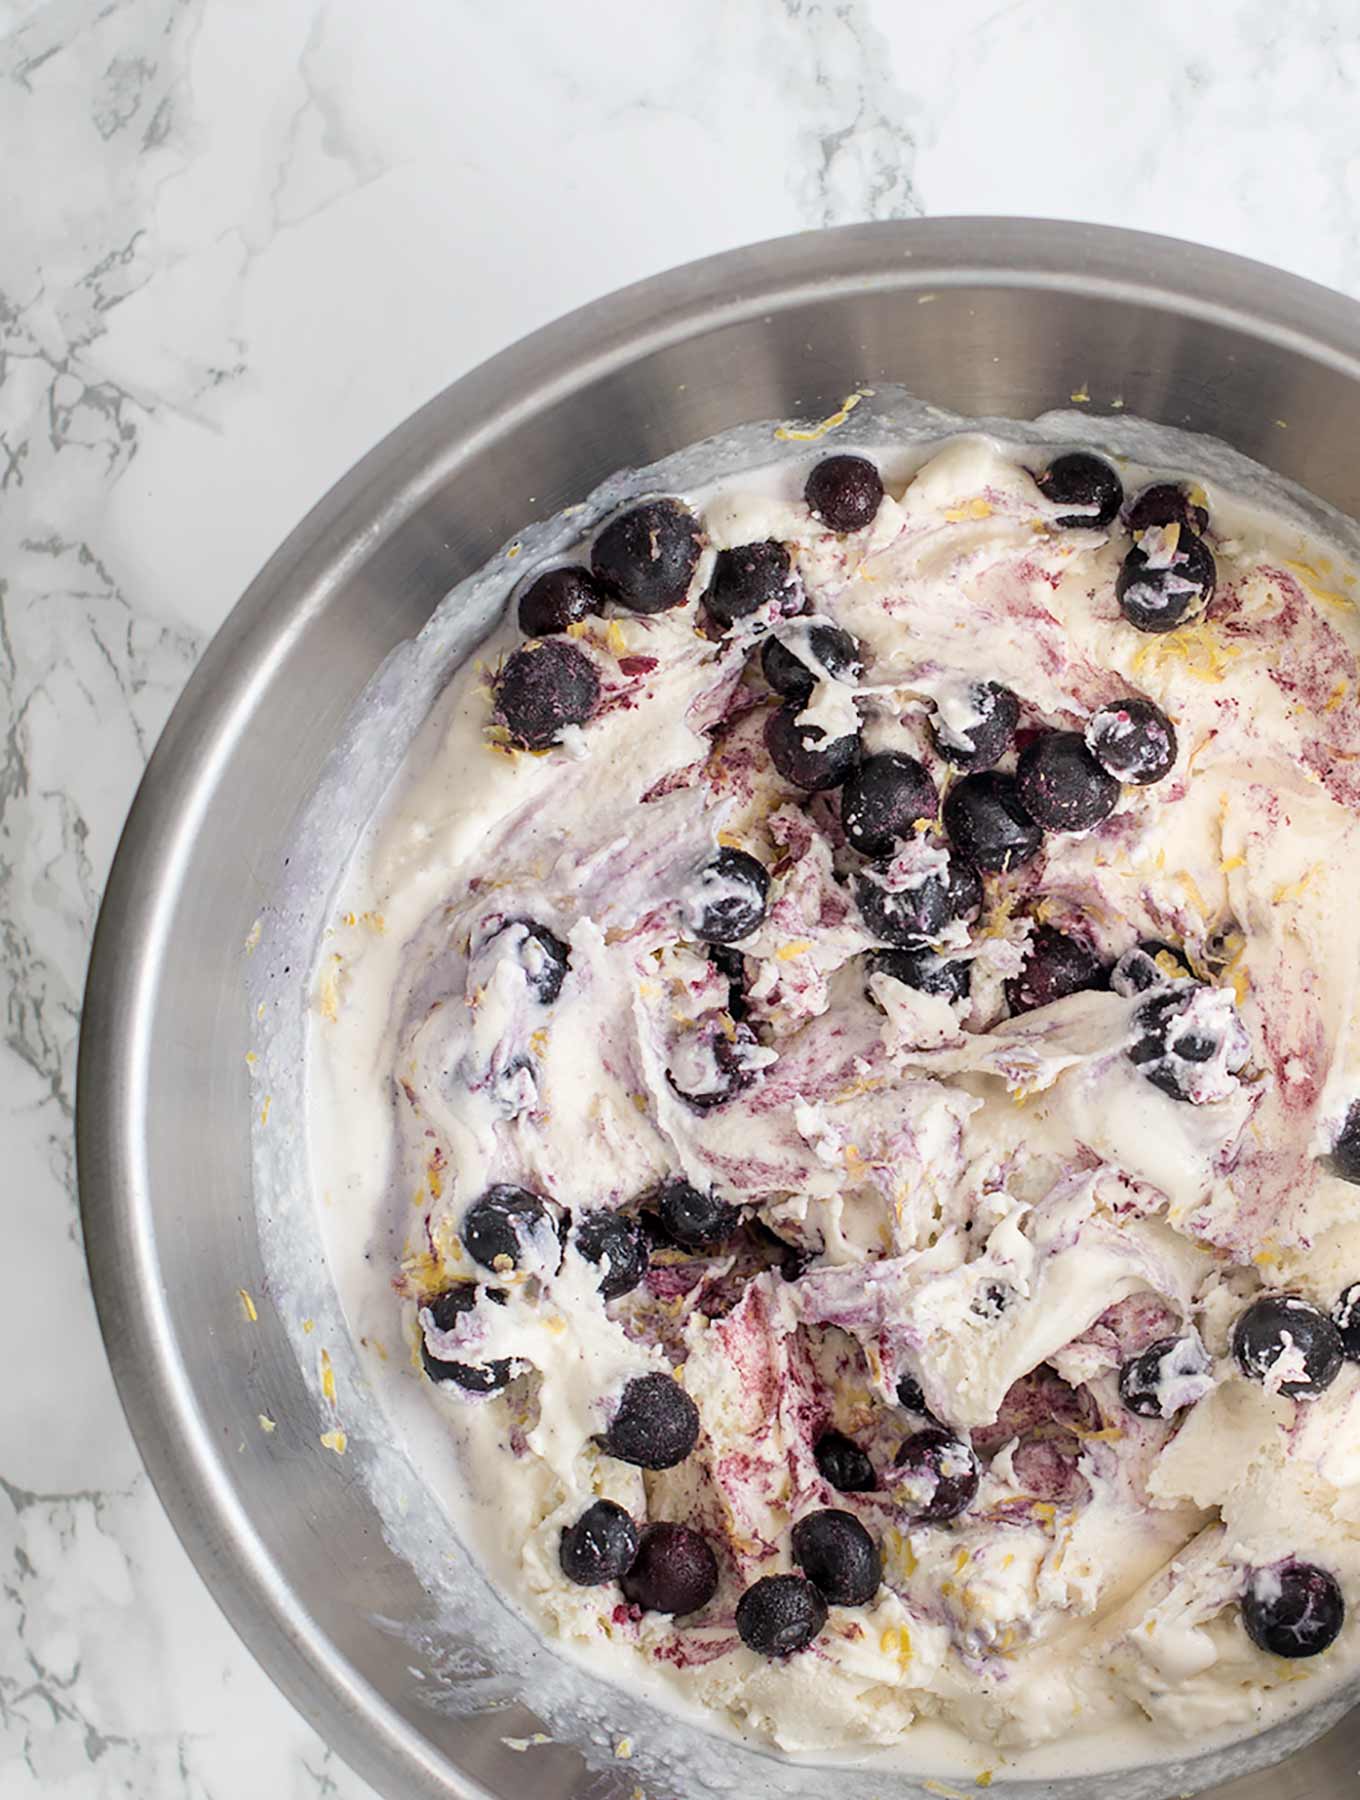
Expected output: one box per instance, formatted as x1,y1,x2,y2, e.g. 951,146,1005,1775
1086,697,1178,785
805,454,884,533
735,1574,828,1656
765,703,861,791
1015,731,1120,833
574,1211,649,1300
1118,1335,1212,1420
928,681,1020,771
1125,483,1209,537
709,942,750,1022
1127,985,1244,1102
559,1500,639,1586
943,772,1043,873
1007,925,1108,1014
841,753,939,858
494,639,601,749
591,499,704,614
487,918,570,1003
517,565,606,637
706,541,794,627
1035,452,1123,527
894,1428,980,1523
1232,1295,1344,1400
1115,532,1217,633
621,1522,719,1615
854,868,952,949
1333,1283,1360,1360
791,1509,882,1606
461,1185,557,1272
1242,1561,1345,1659
684,848,769,945
1112,939,1193,995
1328,1102,1360,1185
761,624,863,698
666,1020,763,1112
896,1374,929,1415
601,1372,701,1468
420,1285,514,1394
868,947,971,1005
654,1176,742,1250
813,1429,878,1493
946,859,985,924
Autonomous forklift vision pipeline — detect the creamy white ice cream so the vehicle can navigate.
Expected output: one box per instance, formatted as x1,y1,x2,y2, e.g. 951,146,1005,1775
307,433,1360,1780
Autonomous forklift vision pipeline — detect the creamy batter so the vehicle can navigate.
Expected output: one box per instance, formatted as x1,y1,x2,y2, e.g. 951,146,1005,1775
308,433,1360,1780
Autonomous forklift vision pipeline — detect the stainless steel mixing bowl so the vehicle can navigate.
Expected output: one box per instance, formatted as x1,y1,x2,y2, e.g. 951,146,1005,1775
78,219,1360,1800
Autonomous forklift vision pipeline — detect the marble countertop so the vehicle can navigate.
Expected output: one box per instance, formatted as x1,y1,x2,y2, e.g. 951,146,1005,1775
4,0,1359,1793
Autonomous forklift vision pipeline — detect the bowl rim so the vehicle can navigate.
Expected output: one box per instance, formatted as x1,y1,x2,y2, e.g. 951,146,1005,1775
76,217,1360,1800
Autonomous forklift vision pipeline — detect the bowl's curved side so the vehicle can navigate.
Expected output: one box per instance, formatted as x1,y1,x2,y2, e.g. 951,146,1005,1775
77,219,1360,1800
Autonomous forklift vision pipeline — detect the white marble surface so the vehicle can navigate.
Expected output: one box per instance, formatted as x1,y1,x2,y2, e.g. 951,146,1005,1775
4,0,1360,1793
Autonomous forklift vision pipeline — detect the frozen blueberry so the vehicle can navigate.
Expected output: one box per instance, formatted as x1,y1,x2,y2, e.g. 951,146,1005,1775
761,623,863,698
736,1574,828,1656
1333,1283,1360,1360
841,753,939,858
1016,732,1120,833
621,1522,719,1616
1086,697,1178,785
1115,532,1217,633
805,454,884,533
600,1373,701,1468
946,859,985,923
791,1509,882,1606
592,499,703,614
517,565,606,637
709,942,750,1022
765,703,861,791
1125,483,1209,537
854,868,952,949
488,918,570,1003
654,1176,742,1250
494,639,601,749
1007,925,1108,1014
420,1285,515,1394
1232,1295,1344,1401
896,1374,929,1415
706,540,793,627
943,772,1043,873
461,1185,557,1273
685,848,769,945
928,681,1020,771
1242,1561,1345,1659
559,1500,639,1586
1328,1102,1360,1185
666,1019,763,1112
1036,452,1123,528
894,1428,980,1523
814,1429,878,1493
1112,939,1193,995
868,947,971,1005
1118,1335,1212,1420
574,1211,649,1300
1127,985,1244,1102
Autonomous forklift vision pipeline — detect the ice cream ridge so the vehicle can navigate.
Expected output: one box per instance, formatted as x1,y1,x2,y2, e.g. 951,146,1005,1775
352,435,1360,1766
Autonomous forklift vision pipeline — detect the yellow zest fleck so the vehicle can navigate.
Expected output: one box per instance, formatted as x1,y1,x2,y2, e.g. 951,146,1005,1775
256,1092,272,1127
566,621,588,639
1131,620,1237,684
256,1001,266,1022
529,1028,550,1058
773,389,868,443
258,1413,276,1434
879,1624,914,1670
614,1738,633,1760
943,497,993,522
1220,853,1246,873
1032,1503,1057,1525
320,1349,337,1406
237,1289,259,1323
924,1781,972,1800
302,1318,316,1334
977,1771,994,1788
777,939,813,961
243,919,262,955
544,1314,567,1335
631,1092,649,1113
1287,559,1351,610
1254,1246,1278,1268
505,542,521,560
1070,1423,1124,1443
717,830,743,849
342,910,357,928
843,1144,866,1175
940,1580,955,1599
244,1050,257,1067
1068,384,1090,404
316,954,342,1022
1001,1554,1014,1570
1176,869,1214,923
606,619,629,657
1273,866,1319,905
955,1548,970,1573
428,1163,443,1202
320,1429,347,1456
1326,679,1349,712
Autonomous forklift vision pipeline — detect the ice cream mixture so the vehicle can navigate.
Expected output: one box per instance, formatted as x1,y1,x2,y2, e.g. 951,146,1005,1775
307,432,1360,1782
